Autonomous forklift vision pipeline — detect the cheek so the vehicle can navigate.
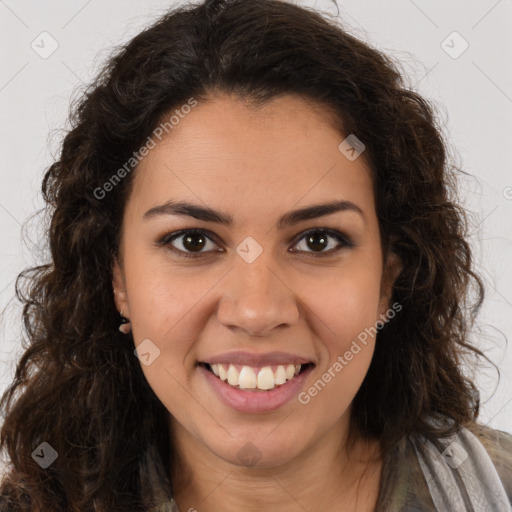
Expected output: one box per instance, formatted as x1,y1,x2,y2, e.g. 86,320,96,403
123,246,201,336
119,251,202,402
123,253,205,423
305,259,383,342
297,269,380,416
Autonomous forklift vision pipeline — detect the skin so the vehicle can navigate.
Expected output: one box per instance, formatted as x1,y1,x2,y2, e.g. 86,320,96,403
113,92,402,512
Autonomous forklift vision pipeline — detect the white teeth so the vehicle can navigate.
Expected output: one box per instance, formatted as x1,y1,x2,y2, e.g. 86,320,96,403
257,366,275,390
238,366,257,389
217,364,227,381
227,364,239,386
275,365,287,385
207,362,306,391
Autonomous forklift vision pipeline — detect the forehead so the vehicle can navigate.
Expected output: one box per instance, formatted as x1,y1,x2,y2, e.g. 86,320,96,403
127,93,375,227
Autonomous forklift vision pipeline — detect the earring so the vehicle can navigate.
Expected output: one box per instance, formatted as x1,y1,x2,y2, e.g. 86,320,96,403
119,309,131,334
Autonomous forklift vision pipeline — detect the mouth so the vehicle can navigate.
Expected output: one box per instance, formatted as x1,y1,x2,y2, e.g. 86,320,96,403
198,362,315,392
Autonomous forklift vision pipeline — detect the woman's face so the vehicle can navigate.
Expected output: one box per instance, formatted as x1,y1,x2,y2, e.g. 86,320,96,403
113,93,401,468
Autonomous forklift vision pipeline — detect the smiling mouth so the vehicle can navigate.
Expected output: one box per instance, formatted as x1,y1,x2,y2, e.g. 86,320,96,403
198,362,314,391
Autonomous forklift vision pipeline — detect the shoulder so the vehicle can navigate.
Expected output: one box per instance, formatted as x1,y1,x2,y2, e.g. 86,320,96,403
405,417,512,511
464,421,512,502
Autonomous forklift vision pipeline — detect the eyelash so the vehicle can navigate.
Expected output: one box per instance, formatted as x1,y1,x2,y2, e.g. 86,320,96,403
157,228,356,259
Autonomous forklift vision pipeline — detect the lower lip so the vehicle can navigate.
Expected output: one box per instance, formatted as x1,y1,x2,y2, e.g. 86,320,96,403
198,364,315,414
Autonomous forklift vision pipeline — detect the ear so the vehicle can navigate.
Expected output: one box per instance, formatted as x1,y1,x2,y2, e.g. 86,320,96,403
378,250,402,317
112,258,130,318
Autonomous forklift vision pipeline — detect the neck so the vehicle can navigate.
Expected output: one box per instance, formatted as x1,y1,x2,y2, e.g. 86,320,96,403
168,415,383,512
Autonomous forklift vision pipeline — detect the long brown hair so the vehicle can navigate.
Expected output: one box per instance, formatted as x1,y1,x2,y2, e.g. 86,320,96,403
0,0,493,510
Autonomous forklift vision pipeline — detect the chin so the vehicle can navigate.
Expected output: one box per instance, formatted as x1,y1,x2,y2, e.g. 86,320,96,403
206,431,307,470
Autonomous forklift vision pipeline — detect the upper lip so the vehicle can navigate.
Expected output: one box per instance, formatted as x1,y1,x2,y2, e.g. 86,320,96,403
199,351,315,367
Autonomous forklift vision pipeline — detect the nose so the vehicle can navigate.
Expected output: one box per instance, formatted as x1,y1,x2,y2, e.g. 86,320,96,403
217,257,300,337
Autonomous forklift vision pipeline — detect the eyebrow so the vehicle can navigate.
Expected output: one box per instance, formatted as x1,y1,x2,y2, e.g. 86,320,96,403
143,199,366,228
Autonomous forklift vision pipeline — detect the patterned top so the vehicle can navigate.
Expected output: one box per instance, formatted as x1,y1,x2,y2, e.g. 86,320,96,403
143,420,512,512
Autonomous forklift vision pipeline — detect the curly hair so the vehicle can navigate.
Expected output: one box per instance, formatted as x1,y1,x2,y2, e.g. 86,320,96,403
0,0,492,510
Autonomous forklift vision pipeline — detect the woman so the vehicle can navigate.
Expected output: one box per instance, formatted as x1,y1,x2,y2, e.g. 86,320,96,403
1,0,511,510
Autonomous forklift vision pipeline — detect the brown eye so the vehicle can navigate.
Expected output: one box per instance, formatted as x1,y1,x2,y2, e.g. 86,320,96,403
157,227,355,260
181,232,208,252
159,229,220,259
292,229,354,255
304,232,329,252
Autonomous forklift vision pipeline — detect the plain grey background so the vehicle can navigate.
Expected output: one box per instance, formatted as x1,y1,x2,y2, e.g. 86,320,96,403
1,0,511,473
